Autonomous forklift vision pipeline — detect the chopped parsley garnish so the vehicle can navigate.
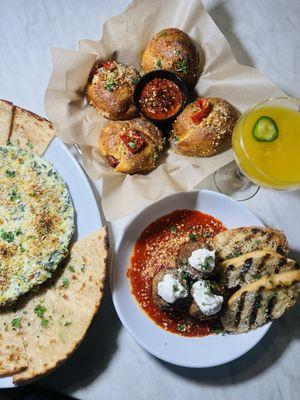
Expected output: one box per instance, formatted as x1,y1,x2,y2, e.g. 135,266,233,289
156,59,162,69
0,230,15,243
173,284,179,293
61,277,70,289
188,233,199,242
15,227,22,236
231,250,242,257
11,317,21,330
180,270,189,279
175,50,181,56
203,232,211,238
170,226,177,233
175,57,188,74
81,266,86,273
131,76,138,84
41,318,49,328
64,321,72,327
27,142,34,149
128,141,136,149
68,265,75,273
5,169,15,178
173,135,180,144
19,244,25,253
34,304,46,318
10,188,21,201
4,322,9,332
177,323,186,332
158,31,168,37
202,256,214,270
104,75,116,91
212,327,224,335
34,305,49,327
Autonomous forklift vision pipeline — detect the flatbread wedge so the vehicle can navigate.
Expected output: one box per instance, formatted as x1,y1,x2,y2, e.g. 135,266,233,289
221,269,300,333
0,309,28,376
212,227,288,261
12,227,108,384
0,100,13,145
9,106,55,155
219,250,297,288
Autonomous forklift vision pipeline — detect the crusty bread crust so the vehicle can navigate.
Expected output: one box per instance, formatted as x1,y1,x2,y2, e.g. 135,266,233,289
99,117,164,174
86,61,140,120
173,97,239,157
212,226,289,261
141,28,200,87
228,269,300,306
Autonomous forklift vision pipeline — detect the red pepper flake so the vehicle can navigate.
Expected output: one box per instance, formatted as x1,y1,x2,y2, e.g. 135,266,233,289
190,98,211,124
120,130,145,154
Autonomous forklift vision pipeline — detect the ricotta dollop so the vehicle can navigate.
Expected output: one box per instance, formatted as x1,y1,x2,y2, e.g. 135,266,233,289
192,279,223,315
157,273,188,304
188,248,216,273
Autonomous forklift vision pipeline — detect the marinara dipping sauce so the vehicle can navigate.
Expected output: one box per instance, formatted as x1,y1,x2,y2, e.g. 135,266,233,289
127,209,227,337
139,77,183,120
133,70,188,123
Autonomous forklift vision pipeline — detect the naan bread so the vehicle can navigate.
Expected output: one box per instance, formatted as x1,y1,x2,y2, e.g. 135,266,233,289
9,106,55,155
0,146,74,306
12,227,108,383
0,100,13,145
0,309,28,376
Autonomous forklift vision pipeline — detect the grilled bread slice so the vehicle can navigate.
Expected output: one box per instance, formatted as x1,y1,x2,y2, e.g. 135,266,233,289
221,269,300,333
220,250,297,288
212,227,288,261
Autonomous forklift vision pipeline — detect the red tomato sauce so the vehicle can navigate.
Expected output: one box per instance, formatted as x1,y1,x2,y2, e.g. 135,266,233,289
139,78,183,120
127,210,227,337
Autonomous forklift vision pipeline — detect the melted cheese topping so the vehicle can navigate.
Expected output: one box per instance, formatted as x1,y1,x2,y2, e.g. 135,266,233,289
0,145,74,305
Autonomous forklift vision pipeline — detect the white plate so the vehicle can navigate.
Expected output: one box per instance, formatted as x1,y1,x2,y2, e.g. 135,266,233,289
0,138,102,388
112,190,271,368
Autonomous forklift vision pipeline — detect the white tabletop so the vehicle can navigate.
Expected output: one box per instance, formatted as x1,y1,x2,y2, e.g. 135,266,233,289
0,1,299,400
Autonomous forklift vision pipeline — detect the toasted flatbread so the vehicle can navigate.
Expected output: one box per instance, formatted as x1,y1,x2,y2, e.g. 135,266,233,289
0,100,13,145
212,227,288,261
220,250,297,288
9,106,55,155
221,269,300,333
53,228,108,310
0,310,28,376
12,227,108,383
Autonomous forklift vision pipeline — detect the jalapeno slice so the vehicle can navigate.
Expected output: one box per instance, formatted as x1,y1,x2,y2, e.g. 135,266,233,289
252,116,279,142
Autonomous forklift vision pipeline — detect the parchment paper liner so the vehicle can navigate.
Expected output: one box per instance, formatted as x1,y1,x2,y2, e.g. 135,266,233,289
45,0,284,220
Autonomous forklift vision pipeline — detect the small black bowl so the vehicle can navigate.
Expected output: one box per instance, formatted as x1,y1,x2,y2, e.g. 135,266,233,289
133,70,188,125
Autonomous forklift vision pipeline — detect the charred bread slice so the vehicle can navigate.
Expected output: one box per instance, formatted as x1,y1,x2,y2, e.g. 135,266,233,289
212,227,288,261
220,250,297,288
221,270,300,333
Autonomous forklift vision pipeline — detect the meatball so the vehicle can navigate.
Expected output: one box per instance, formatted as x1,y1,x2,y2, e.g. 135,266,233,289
99,117,164,174
141,28,200,87
152,268,189,311
176,241,216,279
173,97,239,157
188,280,225,321
86,60,140,120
